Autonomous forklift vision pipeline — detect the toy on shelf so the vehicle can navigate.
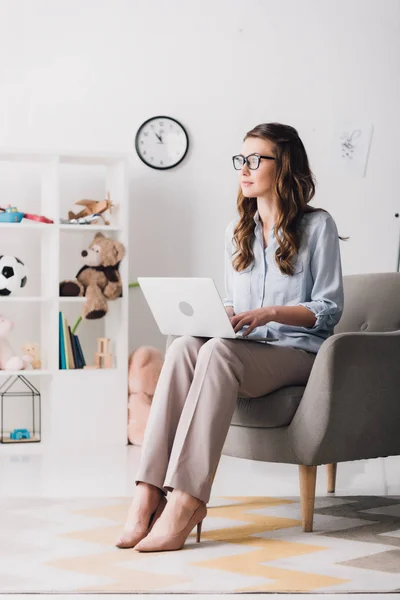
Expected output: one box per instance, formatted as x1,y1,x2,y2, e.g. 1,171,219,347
0,204,53,224
59,232,125,320
0,375,41,444
0,315,33,370
127,346,164,446
10,428,31,440
60,214,103,225
0,256,27,296
84,337,113,369
95,337,113,368
21,342,41,370
0,205,24,222
63,192,114,226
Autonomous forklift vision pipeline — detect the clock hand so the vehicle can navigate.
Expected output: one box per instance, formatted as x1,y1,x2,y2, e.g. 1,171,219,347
155,132,163,143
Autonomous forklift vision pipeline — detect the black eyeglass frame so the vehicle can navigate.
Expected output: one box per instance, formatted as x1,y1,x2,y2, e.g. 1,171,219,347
232,153,276,170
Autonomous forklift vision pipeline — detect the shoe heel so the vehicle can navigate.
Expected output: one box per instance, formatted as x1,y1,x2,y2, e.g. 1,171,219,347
196,520,203,543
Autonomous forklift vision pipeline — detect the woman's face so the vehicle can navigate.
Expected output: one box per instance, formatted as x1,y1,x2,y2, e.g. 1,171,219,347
238,137,277,199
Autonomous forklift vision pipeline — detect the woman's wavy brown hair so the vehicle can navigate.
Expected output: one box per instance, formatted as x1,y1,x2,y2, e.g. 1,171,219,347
232,122,348,275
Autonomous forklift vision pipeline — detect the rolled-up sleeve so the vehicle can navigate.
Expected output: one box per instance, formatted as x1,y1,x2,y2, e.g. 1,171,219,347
298,215,344,332
222,222,235,307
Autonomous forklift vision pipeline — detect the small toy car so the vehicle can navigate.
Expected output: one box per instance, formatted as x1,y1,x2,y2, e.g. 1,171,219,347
10,428,31,440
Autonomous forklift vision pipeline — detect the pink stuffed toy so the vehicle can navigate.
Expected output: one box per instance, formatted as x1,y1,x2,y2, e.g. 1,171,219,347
0,315,33,370
127,346,164,446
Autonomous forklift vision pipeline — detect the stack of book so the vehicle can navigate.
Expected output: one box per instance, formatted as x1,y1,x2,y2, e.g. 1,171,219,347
59,312,86,369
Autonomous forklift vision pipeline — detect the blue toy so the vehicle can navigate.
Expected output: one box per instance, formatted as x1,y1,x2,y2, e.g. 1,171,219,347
10,428,31,440
0,204,53,224
0,206,24,223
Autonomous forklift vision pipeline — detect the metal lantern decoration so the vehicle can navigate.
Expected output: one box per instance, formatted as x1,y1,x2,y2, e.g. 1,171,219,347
0,375,41,443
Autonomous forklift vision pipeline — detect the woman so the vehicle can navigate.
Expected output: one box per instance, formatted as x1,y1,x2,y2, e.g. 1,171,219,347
116,122,345,553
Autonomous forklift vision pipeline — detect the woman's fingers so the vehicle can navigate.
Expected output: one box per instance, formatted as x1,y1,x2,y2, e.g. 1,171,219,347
231,312,247,327
243,324,255,336
232,313,259,335
233,316,250,333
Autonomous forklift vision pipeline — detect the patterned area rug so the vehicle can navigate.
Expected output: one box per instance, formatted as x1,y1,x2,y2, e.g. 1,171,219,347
1,495,400,593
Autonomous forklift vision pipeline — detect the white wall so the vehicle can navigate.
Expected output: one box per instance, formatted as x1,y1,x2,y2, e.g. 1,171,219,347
0,0,399,355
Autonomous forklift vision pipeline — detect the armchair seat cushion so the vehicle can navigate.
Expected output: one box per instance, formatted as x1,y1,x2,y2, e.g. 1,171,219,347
232,385,306,428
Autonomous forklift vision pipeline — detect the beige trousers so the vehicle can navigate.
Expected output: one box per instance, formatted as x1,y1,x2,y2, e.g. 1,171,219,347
135,335,316,504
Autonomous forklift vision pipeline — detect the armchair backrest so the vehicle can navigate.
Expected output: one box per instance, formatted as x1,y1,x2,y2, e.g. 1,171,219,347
334,272,400,335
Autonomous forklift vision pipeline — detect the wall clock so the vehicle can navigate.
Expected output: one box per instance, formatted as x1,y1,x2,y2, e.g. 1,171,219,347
135,116,189,170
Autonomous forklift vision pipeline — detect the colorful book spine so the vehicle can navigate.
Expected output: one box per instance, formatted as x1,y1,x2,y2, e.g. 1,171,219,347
62,314,72,369
68,325,77,369
62,314,69,369
59,311,87,370
65,320,74,369
59,312,66,370
74,334,86,367
71,333,83,368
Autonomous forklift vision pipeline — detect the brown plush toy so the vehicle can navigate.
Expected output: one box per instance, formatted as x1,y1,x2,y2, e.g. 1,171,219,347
59,232,125,320
127,346,164,446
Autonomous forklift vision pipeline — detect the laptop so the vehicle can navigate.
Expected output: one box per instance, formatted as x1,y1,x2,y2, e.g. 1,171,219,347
137,277,278,342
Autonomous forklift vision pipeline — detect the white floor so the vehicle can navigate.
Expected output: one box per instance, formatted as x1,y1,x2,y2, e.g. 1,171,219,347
1,442,399,600
1,442,400,498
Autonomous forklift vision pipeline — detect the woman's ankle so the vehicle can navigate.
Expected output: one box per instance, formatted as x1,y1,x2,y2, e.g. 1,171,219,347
136,481,162,498
171,488,202,508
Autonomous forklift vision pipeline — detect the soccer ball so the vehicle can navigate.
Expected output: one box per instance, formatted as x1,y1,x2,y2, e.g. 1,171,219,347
0,256,28,296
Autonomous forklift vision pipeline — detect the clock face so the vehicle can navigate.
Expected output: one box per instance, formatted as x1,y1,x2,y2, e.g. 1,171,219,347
135,116,189,170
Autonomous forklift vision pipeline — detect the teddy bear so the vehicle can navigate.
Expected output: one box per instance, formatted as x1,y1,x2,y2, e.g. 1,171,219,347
59,232,125,320
127,346,164,446
20,342,41,370
0,315,33,370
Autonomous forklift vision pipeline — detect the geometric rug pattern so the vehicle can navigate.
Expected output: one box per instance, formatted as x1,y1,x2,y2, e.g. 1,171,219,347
1,495,400,593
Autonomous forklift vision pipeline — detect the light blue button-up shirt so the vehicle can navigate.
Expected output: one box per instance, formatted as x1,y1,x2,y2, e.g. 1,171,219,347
222,209,344,354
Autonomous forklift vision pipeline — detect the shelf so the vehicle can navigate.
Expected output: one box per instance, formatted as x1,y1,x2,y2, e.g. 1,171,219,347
0,368,118,376
58,297,122,303
0,296,53,302
0,147,129,451
0,370,52,377
1,434,41,443
0,221,55,230
0,222,121,231
59,224,121,232
58,368,117,373
58,297,85,303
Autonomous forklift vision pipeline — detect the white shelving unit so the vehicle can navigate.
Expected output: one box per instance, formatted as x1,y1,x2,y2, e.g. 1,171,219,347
0,149,129,450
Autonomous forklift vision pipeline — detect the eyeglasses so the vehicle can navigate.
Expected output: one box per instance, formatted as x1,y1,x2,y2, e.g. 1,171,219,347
232,153,276,170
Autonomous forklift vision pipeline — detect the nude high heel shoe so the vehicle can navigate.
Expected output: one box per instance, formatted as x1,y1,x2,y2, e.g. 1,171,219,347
134,501,207,552
116,494,167,549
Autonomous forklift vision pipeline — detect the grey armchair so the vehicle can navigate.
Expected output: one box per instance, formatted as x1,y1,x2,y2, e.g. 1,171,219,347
222,272,400,532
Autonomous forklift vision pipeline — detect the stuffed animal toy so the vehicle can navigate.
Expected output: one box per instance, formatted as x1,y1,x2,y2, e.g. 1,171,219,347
21,342,41,369
127,346,164,446
0,315,33,370
59,232,125,320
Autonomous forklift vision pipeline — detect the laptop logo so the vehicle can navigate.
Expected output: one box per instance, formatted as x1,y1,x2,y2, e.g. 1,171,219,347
178,301,194,316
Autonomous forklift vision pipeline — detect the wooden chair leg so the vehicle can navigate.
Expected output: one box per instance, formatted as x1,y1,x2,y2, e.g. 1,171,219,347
298,465,317,532
326,463,337,493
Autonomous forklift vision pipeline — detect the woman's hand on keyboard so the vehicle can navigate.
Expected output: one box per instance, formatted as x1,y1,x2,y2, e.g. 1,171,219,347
230,307,275,336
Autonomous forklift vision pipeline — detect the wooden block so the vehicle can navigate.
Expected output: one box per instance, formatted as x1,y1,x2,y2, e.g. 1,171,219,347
104,355,113,368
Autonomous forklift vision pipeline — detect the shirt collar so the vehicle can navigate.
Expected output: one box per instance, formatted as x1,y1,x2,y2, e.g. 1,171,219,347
253,209,276,238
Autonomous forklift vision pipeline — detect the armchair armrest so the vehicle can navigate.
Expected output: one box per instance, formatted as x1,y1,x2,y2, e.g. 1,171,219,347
288,330,400,465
